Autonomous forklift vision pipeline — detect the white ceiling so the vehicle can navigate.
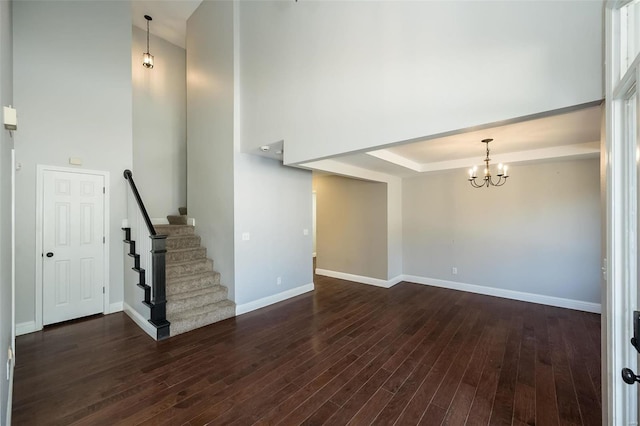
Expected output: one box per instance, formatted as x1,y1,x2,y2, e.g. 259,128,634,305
131,0,202,49
129,1,602,180
316,104,602,179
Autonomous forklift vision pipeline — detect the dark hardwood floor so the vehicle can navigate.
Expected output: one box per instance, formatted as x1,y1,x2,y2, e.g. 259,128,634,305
13,275,601,425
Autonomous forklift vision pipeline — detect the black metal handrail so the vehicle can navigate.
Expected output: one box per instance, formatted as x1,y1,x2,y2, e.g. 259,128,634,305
123,169,156,236
123,169,169,340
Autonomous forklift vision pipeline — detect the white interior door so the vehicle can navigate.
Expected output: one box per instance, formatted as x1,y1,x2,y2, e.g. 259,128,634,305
42,170,105,325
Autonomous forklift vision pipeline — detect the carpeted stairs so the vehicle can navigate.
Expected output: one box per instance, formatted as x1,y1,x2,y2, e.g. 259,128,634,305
154,223,235,336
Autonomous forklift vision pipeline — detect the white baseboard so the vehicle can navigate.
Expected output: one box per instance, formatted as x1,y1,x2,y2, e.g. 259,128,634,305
123,302,158,340
401,275,601,314
16,321,37,336
315,268,402,289
236,283,315,315
108,302,123,314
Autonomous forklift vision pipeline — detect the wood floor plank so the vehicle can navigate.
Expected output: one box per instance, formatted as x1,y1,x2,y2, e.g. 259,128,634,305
12,277,602,426
464,319,509,425
534,307,560,426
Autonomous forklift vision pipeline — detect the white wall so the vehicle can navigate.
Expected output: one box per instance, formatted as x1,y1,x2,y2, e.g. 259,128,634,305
188,1,314,308
132,26,186,218
187,0,236,298
234,154,313,305
403,158,601,304
314,174,388,280
239,1,603,164
13,1,132,326
0,0,13,422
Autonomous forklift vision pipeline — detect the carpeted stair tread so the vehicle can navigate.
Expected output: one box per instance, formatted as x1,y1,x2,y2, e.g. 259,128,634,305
166,271,221,296
166,286,228,315
169,300,235,336
168,283,228,301
166,258,213,279
165,235,201,250
154,224,194,236
166,247,206,263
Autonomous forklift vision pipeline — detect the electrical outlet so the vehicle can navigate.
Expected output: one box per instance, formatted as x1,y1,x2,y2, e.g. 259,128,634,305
303,229,309,236
276,276,282,286
242,232,250,241
452,267,458,275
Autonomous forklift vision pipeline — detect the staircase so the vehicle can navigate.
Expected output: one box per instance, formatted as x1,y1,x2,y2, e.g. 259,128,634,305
155,223,235,336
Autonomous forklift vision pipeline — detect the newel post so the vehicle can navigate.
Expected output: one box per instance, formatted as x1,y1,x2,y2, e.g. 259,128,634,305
149,234,170,340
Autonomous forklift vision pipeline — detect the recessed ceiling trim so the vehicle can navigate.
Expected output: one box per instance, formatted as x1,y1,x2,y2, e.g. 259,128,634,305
300,159,400,184
367,141,600,174
366,150,422,172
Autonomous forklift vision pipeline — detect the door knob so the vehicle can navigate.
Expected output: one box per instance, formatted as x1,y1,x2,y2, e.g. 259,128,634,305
46,252,54,258
622,368,640,385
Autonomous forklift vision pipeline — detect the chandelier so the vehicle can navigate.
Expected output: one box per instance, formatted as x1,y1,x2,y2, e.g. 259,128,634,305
142,15,154,69
468,138,509,188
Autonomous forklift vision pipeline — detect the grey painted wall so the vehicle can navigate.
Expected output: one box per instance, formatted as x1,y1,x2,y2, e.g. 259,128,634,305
13,0,132,324
239,1,603,164
234,154,313,304
314,175,388,280
186,0,236,299
188,1,314,306
402,158,601,303
132,26,186,218
0,0,13,422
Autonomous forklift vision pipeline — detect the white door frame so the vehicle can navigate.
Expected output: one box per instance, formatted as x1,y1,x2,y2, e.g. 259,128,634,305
606,1,640,424
34,165,110,331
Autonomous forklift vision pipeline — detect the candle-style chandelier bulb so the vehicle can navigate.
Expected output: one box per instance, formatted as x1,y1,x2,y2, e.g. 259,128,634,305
468,138,510,188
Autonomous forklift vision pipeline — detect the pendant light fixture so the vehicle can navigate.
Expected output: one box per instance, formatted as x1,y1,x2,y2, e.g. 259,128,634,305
467,138,509,188
142,15,154,69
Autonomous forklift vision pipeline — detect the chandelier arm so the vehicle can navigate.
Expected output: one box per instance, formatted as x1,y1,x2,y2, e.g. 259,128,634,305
494,176,508,186
469,178,484,188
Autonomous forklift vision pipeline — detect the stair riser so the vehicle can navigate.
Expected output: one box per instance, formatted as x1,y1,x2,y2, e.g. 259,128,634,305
169,305,235,336
166,273,221,295
166,236,201,250
167,289,228,315
166,248,206,263
166,259,213,279
155,225,195,236
167,215,187,225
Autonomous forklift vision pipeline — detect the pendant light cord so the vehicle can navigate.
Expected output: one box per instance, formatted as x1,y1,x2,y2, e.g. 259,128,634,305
146,18,150,54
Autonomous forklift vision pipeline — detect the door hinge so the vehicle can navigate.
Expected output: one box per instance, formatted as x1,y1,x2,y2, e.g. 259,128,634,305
103,236,105,243
102,287,105,294
103,187,105,194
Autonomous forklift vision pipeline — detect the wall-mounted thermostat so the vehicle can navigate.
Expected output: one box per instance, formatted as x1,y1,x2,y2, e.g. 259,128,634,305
3,106,17,131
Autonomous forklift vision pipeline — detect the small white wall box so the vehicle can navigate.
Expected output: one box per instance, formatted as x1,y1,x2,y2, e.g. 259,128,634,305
3,106,17,130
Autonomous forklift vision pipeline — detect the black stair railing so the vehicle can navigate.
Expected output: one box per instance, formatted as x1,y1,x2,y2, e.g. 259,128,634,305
123,169,170,340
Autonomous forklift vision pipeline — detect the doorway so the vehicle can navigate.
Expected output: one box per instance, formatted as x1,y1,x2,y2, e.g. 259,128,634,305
606,0,640,423
35,166,110,328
